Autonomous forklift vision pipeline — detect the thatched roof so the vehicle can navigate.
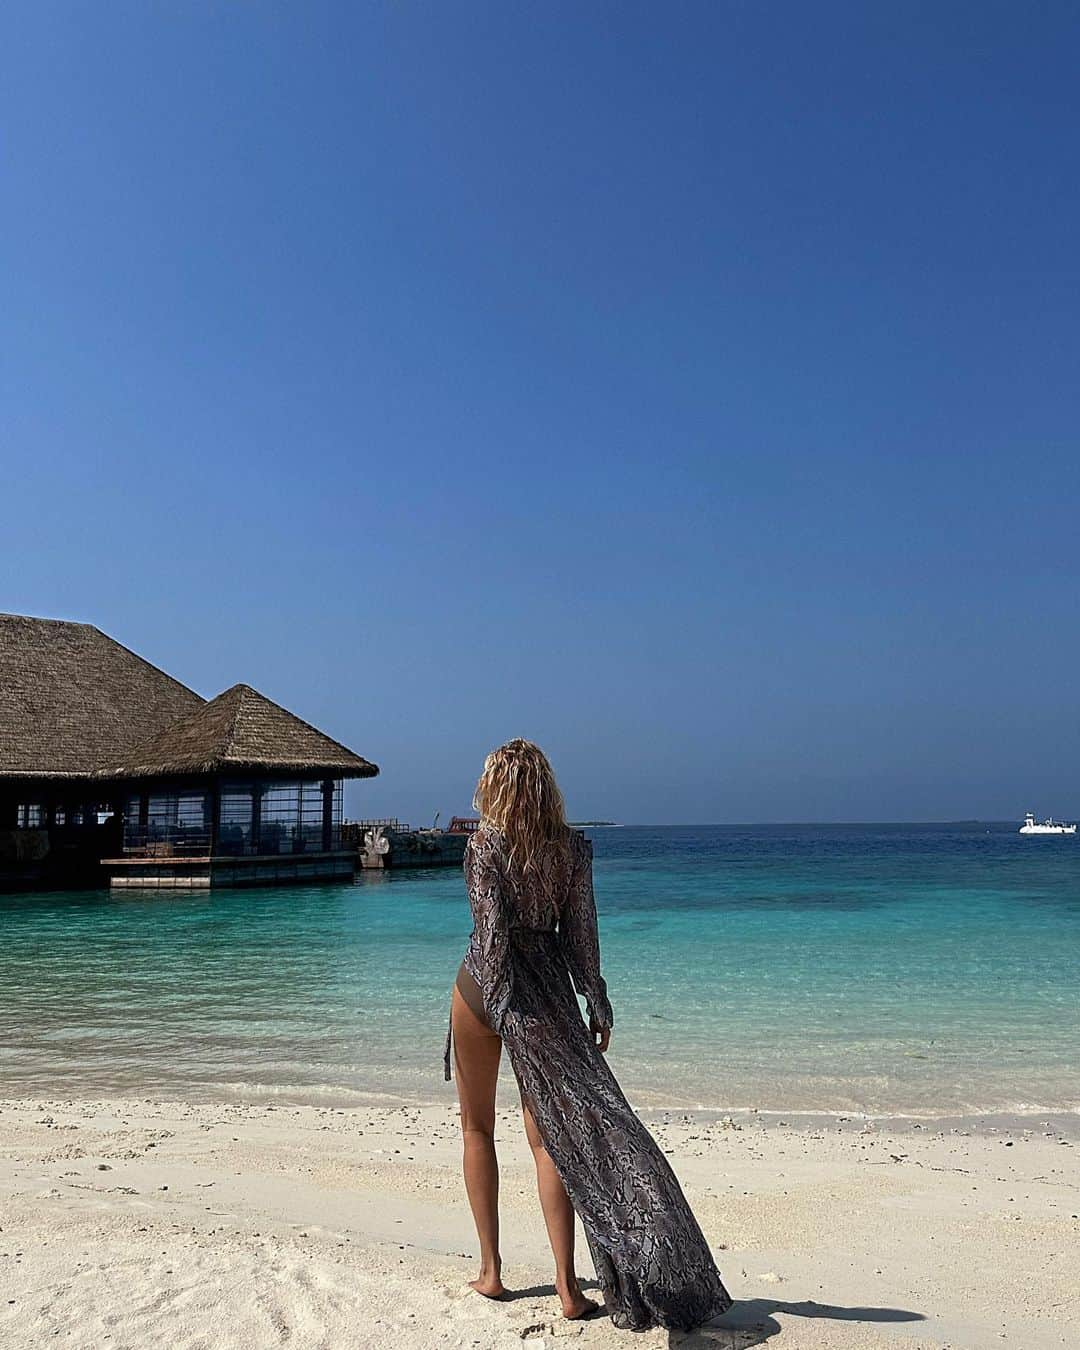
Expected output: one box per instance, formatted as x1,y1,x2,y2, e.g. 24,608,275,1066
0,613,203,780
98,683,379,780
1,613,379,785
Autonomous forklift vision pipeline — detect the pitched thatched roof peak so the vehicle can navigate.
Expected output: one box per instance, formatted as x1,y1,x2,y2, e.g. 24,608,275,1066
0,613,204,780
98,682,379,780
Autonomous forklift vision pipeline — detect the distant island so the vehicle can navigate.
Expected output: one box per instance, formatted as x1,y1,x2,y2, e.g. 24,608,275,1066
569,820,618,827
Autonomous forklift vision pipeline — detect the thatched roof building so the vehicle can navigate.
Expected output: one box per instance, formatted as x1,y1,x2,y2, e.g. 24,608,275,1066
1,613,378,890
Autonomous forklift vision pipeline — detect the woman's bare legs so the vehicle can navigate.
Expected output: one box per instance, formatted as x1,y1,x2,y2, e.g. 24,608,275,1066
521,1101,600,1319
451,983,505,1298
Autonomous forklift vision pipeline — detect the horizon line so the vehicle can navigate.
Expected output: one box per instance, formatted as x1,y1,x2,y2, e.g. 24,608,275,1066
578,818,1043,829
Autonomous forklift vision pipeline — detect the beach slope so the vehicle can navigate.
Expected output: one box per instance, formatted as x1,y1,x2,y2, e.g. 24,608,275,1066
0,1099,1075,1349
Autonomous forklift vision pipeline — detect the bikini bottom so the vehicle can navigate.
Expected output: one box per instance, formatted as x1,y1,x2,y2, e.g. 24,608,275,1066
443,960,495,1080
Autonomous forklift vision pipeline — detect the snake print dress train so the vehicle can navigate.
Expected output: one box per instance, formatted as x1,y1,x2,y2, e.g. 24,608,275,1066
443,823,733,1332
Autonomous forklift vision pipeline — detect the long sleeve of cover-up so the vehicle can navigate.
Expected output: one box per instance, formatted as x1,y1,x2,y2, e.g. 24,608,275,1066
559,837,614,1030
464,832,514,1033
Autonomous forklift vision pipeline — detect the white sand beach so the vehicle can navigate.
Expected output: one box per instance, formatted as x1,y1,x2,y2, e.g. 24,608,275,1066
1,1097,1075,1350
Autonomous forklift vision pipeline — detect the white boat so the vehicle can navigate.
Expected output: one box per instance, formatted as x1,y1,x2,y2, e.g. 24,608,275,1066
1019,812,1077,835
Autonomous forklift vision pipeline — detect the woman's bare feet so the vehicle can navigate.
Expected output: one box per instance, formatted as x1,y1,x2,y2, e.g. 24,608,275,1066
468,1262,505,1299
555,1278,600,1319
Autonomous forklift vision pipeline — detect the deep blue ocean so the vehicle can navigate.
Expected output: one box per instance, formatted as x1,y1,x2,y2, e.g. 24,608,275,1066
2,823,1078,1117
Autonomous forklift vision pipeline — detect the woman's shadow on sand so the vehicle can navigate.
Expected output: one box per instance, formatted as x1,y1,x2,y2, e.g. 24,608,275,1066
671,1296,927,1347
506,1285,925,1347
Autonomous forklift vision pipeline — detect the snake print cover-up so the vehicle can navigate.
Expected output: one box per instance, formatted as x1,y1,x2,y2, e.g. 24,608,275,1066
443,824,733,1332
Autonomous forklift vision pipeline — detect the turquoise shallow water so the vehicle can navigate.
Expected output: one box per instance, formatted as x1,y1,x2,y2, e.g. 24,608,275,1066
1,823,1078,1116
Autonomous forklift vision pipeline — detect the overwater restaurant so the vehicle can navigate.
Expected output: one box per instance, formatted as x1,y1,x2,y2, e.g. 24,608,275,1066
0,614,378,891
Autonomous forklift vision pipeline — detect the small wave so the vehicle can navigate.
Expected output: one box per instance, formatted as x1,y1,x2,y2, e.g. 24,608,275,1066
199,1079,443,1109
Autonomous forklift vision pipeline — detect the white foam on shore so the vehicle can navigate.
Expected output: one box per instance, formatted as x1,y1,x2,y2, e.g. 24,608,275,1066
98,1076,1080,1131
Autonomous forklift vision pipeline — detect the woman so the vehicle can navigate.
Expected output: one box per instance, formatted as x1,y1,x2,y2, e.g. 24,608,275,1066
443,739,733,1331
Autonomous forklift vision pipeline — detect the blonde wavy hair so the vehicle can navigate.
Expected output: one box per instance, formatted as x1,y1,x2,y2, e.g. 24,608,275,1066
473,738,571,877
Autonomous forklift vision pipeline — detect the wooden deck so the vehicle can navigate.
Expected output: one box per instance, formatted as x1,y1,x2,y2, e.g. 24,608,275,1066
102,851,355,889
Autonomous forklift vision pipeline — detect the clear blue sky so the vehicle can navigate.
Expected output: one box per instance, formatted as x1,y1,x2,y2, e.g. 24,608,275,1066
2,4,1078,824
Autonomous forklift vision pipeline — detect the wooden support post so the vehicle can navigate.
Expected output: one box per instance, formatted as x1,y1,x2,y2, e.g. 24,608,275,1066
251,784,263,855
209,781,221,856
321,779,334,852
